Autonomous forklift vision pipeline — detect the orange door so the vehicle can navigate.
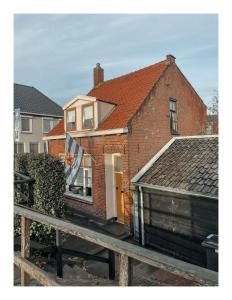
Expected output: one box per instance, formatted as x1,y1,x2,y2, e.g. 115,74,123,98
115,173,124,223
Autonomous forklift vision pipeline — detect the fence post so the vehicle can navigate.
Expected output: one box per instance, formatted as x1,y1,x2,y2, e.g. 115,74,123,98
119,254,132,286
21,216,30,286
108,250,115,280
28,181,34,207
56,230,63,278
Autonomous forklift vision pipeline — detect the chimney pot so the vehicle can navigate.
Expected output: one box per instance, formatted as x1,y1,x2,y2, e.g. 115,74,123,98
93,63,104,88
166,54,176,64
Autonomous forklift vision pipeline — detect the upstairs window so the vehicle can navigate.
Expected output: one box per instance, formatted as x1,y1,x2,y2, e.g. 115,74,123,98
21,117,32,133
66,108,76,131
169,99,178,134
82,104,94,129
43,118,59,133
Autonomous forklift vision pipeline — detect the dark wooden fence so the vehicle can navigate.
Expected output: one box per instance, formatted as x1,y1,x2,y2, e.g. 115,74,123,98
142,188,218,267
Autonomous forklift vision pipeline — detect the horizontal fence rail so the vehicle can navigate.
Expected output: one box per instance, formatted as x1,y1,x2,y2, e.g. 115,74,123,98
14,204,218,286
14,252,60,286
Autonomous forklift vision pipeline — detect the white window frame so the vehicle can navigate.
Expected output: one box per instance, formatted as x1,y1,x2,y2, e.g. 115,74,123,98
21,117,32,133
42,117,60,134
64,154,93,203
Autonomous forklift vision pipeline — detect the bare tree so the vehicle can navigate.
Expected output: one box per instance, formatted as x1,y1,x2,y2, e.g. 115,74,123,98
208,90,218,115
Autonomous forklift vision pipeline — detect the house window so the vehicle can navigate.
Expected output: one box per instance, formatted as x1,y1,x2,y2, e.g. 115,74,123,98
14,142,24,154
29,143,38,154
21,117,32,133
43,118,59,133
67,154,93,200
82,104,94,129
66,109,76,131
169,99,178,134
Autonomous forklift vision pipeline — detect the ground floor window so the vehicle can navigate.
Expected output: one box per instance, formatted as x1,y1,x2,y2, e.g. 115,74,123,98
14,142,24,154
29,142,38,153
64,154,93,202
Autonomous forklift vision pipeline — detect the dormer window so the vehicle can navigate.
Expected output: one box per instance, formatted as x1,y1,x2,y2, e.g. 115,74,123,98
82,103,94,129
66,108,76,131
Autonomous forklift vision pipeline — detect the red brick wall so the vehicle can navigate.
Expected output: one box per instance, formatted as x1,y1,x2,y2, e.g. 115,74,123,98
128,63,207,179
48,135,131,226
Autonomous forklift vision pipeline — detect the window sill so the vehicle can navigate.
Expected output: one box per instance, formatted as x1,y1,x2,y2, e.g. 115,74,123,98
64,191,93,204
171,131,180,136
21,131,32,134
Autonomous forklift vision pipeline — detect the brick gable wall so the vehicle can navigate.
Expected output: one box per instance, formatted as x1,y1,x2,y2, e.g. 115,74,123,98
128,63,207,179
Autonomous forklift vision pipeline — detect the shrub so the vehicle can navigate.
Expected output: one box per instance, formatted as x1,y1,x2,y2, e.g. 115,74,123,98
14,153,66,244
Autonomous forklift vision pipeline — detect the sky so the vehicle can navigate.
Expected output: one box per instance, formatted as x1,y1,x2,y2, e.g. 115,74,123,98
14,14,218,107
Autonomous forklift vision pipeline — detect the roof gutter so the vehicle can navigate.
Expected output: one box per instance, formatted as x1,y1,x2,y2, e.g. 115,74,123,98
13,111,64,118
43,127,128,141
133,182,218,200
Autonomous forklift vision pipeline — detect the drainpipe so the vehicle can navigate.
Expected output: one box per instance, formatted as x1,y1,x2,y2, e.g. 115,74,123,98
139,185,145,246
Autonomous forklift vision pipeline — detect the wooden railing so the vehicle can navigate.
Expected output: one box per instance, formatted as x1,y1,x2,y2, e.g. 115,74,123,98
14,204,218,286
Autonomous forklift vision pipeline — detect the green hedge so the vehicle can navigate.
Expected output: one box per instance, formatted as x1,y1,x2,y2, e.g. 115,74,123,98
14,153,66,244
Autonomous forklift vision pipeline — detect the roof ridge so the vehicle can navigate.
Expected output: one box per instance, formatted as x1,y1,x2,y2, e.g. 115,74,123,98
14,83,34,88
88,59,167,93
32,86,62,109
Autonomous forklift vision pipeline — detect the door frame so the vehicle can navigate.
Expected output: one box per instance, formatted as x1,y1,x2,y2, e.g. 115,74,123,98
113,154,124,223
104,153,123,221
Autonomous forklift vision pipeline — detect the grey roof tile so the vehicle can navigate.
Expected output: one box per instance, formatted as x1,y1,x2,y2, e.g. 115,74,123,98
138,137,218,198
14,83,63,117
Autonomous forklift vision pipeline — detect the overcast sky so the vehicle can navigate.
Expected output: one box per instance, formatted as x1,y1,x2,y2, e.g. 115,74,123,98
14,14,218,107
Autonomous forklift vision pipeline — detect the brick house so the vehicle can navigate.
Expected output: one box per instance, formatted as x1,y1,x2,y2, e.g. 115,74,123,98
44,54,207,228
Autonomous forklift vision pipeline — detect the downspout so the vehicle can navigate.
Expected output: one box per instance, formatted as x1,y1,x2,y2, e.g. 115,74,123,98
139,185,145,246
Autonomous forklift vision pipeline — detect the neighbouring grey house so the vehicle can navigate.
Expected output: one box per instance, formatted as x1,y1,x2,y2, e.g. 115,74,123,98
14,83,63,154
131,135,218,269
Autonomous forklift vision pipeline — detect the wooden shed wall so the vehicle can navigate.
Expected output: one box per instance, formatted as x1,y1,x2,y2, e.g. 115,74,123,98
142,188,218,267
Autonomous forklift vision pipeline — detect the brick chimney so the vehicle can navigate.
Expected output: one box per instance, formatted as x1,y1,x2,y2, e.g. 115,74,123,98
93,63,104,88
166,54,176,64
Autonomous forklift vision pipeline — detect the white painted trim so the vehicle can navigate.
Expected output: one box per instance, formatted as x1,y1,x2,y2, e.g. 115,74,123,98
64,191,93,203
43,128,128,141
175,134,218,139
131,135,218,183
63,95,96,110
43,135,66,141
134,182,218,200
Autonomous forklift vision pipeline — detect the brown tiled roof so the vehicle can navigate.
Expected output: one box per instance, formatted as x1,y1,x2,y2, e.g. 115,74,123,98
47,118,64,136
47,59,168,136
138,137,218,198
88,60,168,130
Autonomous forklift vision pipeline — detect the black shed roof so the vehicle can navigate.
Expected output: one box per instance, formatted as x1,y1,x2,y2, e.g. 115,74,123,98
136,136,218,198
14,83,63,117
